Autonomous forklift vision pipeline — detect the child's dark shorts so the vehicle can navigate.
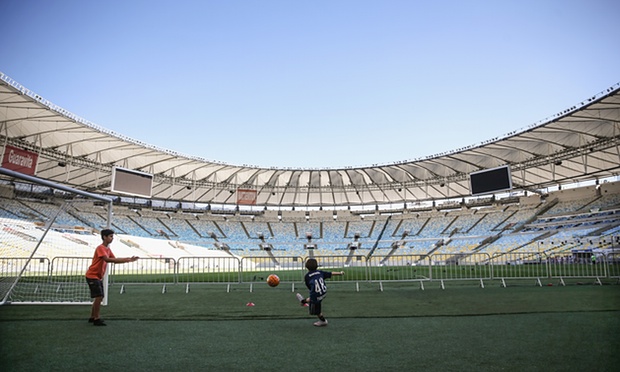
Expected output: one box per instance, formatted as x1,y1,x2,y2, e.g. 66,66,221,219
308,300,322,315
86,277,104,298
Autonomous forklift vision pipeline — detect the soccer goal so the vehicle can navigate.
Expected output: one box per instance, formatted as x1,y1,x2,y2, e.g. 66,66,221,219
0,167,113,305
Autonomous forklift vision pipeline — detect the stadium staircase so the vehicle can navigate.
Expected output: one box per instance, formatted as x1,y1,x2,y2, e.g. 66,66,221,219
366,216,392,259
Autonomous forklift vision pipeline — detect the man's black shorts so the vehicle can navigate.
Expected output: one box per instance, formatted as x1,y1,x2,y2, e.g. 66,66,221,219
86,277,104,298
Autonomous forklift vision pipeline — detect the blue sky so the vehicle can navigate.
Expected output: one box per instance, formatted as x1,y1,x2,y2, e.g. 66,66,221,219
1,1,618,169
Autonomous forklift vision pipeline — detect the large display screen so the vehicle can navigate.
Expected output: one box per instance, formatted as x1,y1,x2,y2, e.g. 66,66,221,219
469,165,512,196
111,166,153,198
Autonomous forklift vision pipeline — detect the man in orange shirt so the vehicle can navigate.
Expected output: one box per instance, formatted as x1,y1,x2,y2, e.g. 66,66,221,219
85,229,139,326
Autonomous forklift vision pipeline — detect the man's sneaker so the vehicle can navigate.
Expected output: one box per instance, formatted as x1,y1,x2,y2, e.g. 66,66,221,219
88,317,95,323
313,320,328,327
93,319,107,326
296,293,305,305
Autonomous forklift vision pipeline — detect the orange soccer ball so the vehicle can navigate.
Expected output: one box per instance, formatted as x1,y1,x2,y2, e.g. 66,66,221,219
266,274,280,287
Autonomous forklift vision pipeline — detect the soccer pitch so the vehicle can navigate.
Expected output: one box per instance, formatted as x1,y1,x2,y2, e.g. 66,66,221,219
1,282,619,371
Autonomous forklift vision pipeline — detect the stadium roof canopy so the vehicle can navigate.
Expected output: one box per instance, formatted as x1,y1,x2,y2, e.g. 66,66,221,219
1,72,619,208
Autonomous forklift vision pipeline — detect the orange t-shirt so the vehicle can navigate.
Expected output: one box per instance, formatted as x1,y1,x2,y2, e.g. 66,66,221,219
85,244,115,280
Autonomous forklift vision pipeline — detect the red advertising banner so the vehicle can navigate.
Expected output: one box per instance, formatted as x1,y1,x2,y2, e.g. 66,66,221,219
2,145,38,175
237,188,257,205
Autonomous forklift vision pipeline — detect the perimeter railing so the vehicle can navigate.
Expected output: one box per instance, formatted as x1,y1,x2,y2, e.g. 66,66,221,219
488,252,548,287
2,252,618,296
608,253,620,280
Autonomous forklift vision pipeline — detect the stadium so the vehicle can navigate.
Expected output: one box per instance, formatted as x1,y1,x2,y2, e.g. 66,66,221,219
1,70,620,369
1,71,620,287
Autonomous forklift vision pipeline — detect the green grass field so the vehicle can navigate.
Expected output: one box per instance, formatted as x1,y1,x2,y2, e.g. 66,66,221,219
1,280,619,371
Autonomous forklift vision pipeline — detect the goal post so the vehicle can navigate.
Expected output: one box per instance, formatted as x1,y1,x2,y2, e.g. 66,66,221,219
0,167,113,305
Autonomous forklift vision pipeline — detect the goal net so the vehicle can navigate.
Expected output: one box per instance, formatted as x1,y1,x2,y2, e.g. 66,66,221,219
0,168,112,305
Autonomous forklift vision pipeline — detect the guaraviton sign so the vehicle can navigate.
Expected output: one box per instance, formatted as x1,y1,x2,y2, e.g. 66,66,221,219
237,188,257,205
2,145,38,176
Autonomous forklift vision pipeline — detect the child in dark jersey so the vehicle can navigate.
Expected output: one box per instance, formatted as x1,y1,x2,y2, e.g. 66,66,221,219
296,258,344,327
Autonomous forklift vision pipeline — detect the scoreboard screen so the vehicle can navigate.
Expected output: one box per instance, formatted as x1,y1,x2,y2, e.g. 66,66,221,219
111,166,153,198
469,165,512,196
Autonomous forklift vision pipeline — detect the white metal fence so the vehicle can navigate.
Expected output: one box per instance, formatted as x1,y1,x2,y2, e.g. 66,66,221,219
1,252,618,302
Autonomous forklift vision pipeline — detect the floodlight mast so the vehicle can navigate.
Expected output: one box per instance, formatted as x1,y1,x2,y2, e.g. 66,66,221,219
255,232,279,266
344,232,362,267
304,233,316,259
380,230,410,265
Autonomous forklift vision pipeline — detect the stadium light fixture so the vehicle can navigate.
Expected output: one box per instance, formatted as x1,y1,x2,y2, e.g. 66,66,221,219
347,241,360,250
214,242,230,251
